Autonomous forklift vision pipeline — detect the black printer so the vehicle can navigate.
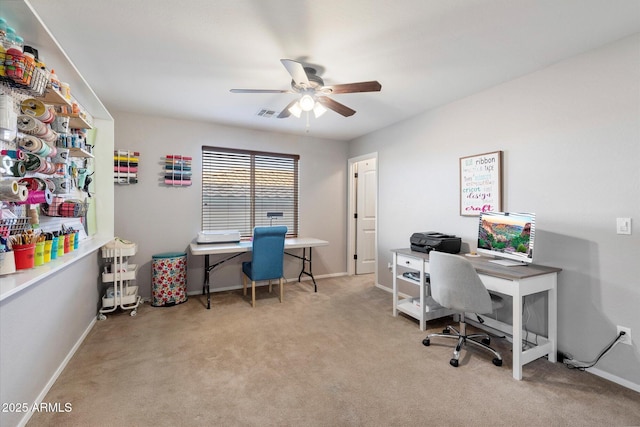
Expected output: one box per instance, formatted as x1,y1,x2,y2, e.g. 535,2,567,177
410,232,461,254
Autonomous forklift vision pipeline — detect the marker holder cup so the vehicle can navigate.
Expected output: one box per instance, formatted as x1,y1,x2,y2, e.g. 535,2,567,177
50,236,58,260
44,240,52,263
14,243,36,270
57,236,64,257
34,241,45,266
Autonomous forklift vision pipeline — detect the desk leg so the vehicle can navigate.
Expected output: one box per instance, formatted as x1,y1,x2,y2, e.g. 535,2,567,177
392,252,398,317
202,252,244,310
512,288,523,380
204,255,211,310
287,247,318,292
548,278,558,363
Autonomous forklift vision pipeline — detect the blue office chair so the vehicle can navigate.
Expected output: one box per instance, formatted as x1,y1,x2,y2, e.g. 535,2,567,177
242,226,288,307
422,251,503,367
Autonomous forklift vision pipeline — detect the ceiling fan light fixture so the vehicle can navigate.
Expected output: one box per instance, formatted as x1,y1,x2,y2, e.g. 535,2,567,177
299,94,315,112
288,101,302,118
313,102,327,118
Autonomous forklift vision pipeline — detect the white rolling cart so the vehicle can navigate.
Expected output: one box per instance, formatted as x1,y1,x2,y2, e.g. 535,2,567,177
98,238,141,320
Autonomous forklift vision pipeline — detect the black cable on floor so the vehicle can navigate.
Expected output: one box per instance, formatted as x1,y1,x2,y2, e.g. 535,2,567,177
563,331,626,371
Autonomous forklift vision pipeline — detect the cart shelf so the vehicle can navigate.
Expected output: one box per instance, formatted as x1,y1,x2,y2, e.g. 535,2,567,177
98,239,140,320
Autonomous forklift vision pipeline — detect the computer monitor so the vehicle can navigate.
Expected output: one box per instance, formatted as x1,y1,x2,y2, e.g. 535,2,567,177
477,211,535,266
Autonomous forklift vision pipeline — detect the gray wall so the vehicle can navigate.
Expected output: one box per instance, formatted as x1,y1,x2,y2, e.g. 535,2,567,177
0,255,101,427
112,113,349,299
348,35,640,387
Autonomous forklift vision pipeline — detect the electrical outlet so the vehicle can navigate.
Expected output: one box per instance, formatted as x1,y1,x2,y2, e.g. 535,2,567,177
616,218,632,235
617,325,632,345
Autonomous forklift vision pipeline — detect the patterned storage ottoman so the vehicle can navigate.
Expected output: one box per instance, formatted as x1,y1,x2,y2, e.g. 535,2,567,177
151,252,188,307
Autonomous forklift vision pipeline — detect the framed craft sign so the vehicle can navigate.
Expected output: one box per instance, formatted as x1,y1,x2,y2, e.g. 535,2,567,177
459,151,503,216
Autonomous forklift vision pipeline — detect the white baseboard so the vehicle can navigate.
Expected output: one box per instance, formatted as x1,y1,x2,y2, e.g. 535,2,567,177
18,317,97,427
375,283,392,293
587,367,640,393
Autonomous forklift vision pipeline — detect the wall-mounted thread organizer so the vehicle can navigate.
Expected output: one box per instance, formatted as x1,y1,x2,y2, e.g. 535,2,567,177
164,155,192,186
114,150,138,184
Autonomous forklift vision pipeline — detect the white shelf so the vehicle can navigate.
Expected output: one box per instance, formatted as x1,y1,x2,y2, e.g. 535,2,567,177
396,274,424,286
101,244,137,258
102,285,139,307
397,297,451,320
68,147,94,158
102,264,138,282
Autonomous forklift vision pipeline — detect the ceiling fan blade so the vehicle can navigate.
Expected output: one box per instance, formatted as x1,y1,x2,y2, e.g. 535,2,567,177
277,99,299,118
324,81,382,94
317,96,356,117
230,89,291,93
280,59,311,88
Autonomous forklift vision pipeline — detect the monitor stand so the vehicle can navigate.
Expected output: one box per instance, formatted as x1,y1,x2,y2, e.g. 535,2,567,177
489,259,527,267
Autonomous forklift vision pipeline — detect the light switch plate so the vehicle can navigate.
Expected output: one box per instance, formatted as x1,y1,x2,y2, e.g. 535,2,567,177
616,218,632,235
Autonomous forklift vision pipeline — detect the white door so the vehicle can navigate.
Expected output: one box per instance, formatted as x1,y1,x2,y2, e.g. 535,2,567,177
355,158,376,274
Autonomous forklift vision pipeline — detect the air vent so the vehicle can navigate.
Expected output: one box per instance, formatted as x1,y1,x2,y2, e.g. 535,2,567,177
256,109,277,118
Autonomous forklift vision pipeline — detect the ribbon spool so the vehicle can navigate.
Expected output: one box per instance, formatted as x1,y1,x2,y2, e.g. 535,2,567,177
0,150,26,160
17,114,44,134
20,98,56,124
0,180,28,202
18,134,44,153
19,177,47,190
12,161,26,177
42,178,56,192
2,156,26,177
42,160,56,175
39,144,53,158
16,188,53,205
24,153,43,172
20,140,55,159
17,115,57,144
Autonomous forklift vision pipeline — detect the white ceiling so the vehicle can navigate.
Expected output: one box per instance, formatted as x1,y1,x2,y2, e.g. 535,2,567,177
22,0,640,141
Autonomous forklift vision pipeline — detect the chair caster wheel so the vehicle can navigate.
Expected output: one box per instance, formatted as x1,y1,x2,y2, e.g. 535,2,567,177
450,358,459,367
97,314,106,321
493,358,503,366
422,338,430,346
482,338,491,345
442,328,450,334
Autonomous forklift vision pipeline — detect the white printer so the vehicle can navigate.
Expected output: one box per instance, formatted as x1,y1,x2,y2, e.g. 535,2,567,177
197,230,241,244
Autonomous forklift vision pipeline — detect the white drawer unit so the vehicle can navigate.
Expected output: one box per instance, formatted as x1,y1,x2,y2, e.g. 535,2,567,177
392,249,453,331
396,254,423,271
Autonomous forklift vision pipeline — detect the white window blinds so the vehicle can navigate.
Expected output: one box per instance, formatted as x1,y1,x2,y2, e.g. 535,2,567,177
202,146,299,238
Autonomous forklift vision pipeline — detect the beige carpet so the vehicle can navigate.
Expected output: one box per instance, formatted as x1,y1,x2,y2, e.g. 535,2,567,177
28,274,639,426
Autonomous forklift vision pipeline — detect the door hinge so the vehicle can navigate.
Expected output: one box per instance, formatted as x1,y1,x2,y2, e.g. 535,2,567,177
354,172,358,178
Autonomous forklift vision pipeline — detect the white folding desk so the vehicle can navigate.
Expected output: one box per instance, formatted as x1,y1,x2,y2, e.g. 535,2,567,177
392,248,561,380
190,238,329,309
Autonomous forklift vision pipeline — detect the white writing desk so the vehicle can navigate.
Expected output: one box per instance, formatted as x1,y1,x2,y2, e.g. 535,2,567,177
190,238,329,309
392,248,561,380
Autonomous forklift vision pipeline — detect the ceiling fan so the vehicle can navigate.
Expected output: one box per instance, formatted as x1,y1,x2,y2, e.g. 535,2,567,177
230,59,382,119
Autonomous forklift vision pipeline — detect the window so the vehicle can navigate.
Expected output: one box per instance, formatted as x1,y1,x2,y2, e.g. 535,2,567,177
202,146,299,238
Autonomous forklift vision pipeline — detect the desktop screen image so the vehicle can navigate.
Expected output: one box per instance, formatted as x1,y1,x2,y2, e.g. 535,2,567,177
477,212,536,264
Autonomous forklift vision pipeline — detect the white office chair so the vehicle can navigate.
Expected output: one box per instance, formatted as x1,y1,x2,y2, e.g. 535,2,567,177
422,251,503,367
